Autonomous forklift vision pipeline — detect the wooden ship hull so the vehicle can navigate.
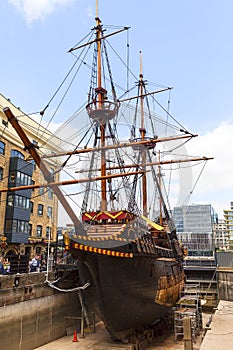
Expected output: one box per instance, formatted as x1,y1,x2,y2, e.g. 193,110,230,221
66,211,185,341
73,250,184,341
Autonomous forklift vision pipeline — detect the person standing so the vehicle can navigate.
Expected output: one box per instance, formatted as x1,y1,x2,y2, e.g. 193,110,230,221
30,256,38,272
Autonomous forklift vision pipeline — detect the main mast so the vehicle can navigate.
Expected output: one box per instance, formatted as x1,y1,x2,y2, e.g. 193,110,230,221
95,3,105,211
86,0,119,211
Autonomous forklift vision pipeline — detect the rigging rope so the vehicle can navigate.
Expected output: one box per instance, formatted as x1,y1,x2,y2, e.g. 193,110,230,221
165,88,171,136
181,160,208,208
38,33,94,142
151,94,191,134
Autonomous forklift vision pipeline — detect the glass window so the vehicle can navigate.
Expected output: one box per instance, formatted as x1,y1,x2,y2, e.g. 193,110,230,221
2,119,8,127
36,225,42,237
0,167,3,180
0,141,5,155
30,201,34,213
12,219,17,232
18,196,23,207
49,168,55,180
28,223,32,236
20,173,25,184
15,195,19,206
7,195,14,206
16,171,21,182
32,140,38,146
9,172,16,184
39,187,44,196
30,160,36,171
20,221,25,232
5,219,12,232
46,226,51,239
38,204,44,216
48,188,53,199
11,149,25,159
26,198,30,209
36,246,41,255
47,206,52,218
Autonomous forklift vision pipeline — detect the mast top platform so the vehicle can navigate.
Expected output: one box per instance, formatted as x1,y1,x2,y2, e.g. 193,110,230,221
86,100,119,124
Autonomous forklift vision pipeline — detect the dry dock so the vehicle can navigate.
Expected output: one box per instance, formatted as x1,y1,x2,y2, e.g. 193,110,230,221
34,301,233,350
35,319,206,350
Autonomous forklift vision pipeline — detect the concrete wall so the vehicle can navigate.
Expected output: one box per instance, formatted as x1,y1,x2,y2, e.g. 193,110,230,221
217,268,233,301
0,271,81,349
0,291,80,350
0,272,55,306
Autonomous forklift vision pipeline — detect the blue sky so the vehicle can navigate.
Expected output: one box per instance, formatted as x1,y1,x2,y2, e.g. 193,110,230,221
0,0,233,221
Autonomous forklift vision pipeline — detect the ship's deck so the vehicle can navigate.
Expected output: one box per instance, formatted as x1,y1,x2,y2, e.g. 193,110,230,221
84,223,124,238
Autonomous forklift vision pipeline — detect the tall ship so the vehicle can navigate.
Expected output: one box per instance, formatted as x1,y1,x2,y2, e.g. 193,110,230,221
3,1,212,344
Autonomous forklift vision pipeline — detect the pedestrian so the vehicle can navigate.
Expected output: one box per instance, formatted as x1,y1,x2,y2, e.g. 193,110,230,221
0,258,5,275
30,256,38,272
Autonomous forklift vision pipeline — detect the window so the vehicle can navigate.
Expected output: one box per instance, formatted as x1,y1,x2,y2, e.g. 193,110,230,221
9,171,32,186
30,201,34,213
49,168,55,180
46,226,51,239
5,219,12,232
32,140,38,146
47,206,52,218
0,167,3,180
48,188,53,199
2,119,8,127
9,172,16,184
8,194,30,209
36,246,41,255
5,219,29,233
7,195,14,206
38,204,44,216
39,187,44,196
36,225,42,237
30,160,36,171
11,149,24,159
28,223,32,236
0,141,5,155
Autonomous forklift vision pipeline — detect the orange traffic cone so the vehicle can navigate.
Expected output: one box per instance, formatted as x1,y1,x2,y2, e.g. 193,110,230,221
72,329,78,342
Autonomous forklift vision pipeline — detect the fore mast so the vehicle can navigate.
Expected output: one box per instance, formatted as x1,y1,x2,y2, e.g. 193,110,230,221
139,51,148,217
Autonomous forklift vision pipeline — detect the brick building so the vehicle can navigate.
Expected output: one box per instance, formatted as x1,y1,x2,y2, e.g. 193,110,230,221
0,93,62,260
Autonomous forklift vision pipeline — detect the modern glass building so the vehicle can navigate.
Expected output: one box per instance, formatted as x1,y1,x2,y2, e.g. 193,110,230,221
173,204,218,256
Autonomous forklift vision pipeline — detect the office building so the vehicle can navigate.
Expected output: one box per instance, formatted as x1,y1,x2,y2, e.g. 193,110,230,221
173,204,217,256
213,219,229,251
223,202,233,249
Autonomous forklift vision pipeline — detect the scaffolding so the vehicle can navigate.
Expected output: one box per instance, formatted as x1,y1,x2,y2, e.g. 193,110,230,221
174,284,202,340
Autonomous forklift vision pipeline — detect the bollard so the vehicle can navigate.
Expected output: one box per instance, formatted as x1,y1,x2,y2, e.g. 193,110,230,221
183,316,193,350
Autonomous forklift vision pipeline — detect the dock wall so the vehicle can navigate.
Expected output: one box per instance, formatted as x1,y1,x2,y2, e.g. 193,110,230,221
0,272,81,350
217,268,233,301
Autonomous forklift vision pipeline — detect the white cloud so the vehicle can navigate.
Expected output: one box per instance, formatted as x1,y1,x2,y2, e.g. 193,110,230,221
8,0,76,24
181,121,233,218
87,4,93,19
